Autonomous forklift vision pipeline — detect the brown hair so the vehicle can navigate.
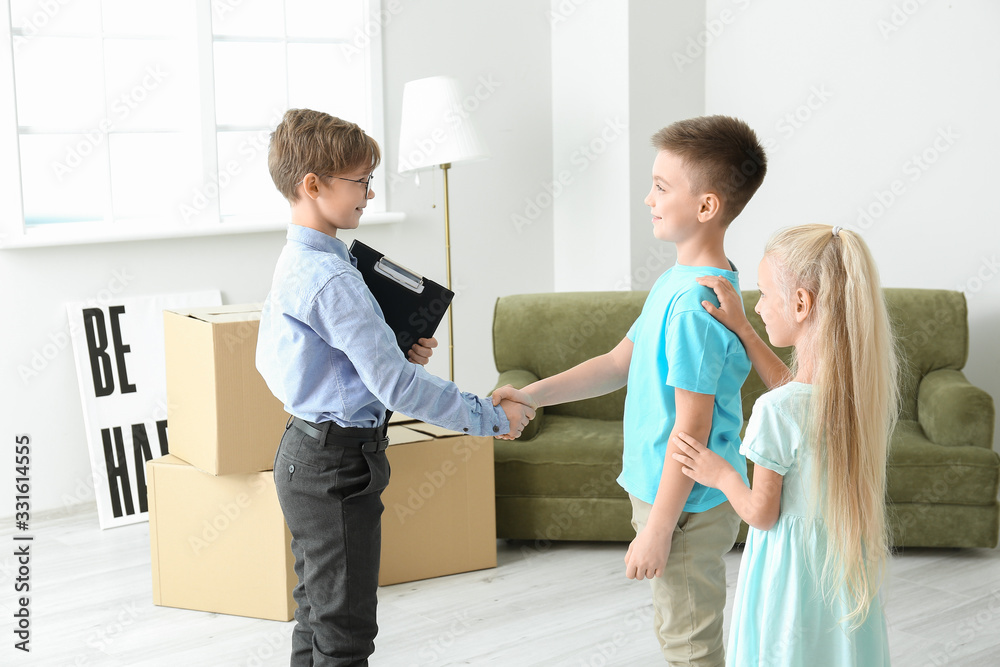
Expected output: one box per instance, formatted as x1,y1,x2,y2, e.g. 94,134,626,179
268,109,381,203
766,224,899,627
651,115,766,224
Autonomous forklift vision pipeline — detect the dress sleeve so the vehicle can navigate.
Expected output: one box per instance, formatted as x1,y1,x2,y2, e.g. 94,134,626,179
739,393,798,475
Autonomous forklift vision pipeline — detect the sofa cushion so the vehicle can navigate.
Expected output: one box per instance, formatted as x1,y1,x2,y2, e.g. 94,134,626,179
494,415,626,499
888,420,1000,505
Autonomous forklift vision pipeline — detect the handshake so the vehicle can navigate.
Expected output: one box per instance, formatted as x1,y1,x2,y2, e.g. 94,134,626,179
490,385,538,440
406,338,537,440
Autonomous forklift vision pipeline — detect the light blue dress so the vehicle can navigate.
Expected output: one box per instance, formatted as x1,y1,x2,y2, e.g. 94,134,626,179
728,382,891,666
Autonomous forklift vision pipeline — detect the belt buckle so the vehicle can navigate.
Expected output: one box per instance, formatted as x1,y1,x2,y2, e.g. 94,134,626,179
362,436,389,453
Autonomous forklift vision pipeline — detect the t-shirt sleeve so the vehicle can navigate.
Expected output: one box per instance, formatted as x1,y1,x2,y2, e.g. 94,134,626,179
739,395,797,475
626,317,638,342
664,310,731,395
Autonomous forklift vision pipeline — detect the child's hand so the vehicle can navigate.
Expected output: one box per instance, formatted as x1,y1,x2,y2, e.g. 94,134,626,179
407,337,438,365
624,526,672,581
498,398,535,440
491,384,539,410
696,275,752,338
671,432,733,489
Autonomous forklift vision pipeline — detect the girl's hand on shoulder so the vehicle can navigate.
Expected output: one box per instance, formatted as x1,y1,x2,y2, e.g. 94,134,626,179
696,275,752,337
671,431,732,489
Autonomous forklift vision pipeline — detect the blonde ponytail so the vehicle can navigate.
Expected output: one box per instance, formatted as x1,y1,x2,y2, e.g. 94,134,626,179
764,224,899,627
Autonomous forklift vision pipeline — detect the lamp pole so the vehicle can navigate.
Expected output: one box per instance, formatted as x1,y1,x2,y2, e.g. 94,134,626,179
441,162,454,381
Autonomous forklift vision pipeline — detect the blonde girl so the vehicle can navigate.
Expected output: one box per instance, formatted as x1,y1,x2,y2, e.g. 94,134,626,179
672,224,898,666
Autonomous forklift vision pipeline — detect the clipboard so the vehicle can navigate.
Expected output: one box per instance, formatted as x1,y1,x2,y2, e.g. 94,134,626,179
349,240,454,354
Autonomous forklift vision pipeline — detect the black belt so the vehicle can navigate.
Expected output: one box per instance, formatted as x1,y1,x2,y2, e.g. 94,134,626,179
288,416,389,453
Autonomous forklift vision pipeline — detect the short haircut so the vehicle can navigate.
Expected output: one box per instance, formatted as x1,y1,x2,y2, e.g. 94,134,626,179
268,109,381,203
651,115,767,224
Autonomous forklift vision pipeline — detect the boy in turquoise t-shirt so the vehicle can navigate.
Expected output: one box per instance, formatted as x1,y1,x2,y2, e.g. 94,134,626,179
623,263,750,512
495,116,766,665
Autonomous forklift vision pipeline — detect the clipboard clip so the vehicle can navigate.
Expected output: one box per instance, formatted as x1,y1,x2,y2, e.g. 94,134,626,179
374,256,425,294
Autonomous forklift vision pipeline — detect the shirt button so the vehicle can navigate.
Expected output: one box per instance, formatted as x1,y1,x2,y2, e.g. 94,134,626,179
493,425,499,433
463,427,469,433
288,464,295,473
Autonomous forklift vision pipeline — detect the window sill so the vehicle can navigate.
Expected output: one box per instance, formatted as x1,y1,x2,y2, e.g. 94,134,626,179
0,211,406,249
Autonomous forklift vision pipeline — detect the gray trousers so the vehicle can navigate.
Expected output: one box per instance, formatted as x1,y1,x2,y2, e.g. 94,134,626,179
274,421,391,667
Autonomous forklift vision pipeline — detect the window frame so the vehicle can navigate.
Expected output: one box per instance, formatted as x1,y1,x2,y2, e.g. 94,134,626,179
0,0,401,250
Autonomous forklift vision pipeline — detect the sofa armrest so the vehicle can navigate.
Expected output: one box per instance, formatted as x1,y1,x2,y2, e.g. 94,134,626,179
918,369,995,448
492,369,545,441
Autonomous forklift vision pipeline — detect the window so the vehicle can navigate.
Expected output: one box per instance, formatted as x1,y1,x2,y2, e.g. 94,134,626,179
0,0,399,249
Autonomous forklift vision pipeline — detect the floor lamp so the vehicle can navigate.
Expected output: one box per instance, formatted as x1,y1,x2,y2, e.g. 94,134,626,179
397,76,488,381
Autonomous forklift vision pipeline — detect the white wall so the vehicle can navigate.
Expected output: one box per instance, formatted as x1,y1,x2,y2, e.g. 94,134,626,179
704,0,1000,442
352,0,555,391
551,0,632,291
550,0,706,293
1,0,554,516
626,0,706,290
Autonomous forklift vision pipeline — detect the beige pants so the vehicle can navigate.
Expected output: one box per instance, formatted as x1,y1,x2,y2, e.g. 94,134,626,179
629,494,741,666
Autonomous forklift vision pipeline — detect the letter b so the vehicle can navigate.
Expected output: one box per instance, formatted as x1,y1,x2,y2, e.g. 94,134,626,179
82,306,136,397
83,308,115,397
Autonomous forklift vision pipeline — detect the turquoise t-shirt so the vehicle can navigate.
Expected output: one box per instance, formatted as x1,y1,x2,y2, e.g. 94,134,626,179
617,263,752,512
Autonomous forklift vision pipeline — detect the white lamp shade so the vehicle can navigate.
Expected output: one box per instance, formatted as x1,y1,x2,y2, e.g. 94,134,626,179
397,76,489,174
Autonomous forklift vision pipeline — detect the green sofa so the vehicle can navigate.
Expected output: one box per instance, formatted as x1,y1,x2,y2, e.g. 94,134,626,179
491,289,999,548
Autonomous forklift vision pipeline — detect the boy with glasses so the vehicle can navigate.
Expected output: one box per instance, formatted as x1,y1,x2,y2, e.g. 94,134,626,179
257,108,535,667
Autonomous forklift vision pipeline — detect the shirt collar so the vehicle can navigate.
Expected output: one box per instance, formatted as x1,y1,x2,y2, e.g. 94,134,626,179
287,224,352,263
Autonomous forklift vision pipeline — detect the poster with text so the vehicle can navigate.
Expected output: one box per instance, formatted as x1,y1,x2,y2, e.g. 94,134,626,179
67,290,223,529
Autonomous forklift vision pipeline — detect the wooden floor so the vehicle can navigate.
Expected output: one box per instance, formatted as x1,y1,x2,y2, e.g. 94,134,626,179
3,504,1000,666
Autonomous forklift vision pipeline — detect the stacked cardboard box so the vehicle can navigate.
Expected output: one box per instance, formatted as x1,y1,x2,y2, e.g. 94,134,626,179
149,304,497,621
161,305,289,475
378,420,497,586
149,304,294,621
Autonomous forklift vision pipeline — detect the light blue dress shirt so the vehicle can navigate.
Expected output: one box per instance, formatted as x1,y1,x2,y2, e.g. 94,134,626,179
256,224,509,435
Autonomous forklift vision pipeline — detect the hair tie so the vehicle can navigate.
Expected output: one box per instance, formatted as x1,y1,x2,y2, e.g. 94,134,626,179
832,225,842,237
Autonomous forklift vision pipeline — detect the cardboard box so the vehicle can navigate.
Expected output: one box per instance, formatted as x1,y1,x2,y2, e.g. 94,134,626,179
163,304,287,475
147,455,295,621
379,426,497,586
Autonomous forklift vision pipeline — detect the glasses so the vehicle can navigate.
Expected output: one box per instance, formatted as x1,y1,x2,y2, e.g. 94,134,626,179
294,173,374,197
334,174,374,197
